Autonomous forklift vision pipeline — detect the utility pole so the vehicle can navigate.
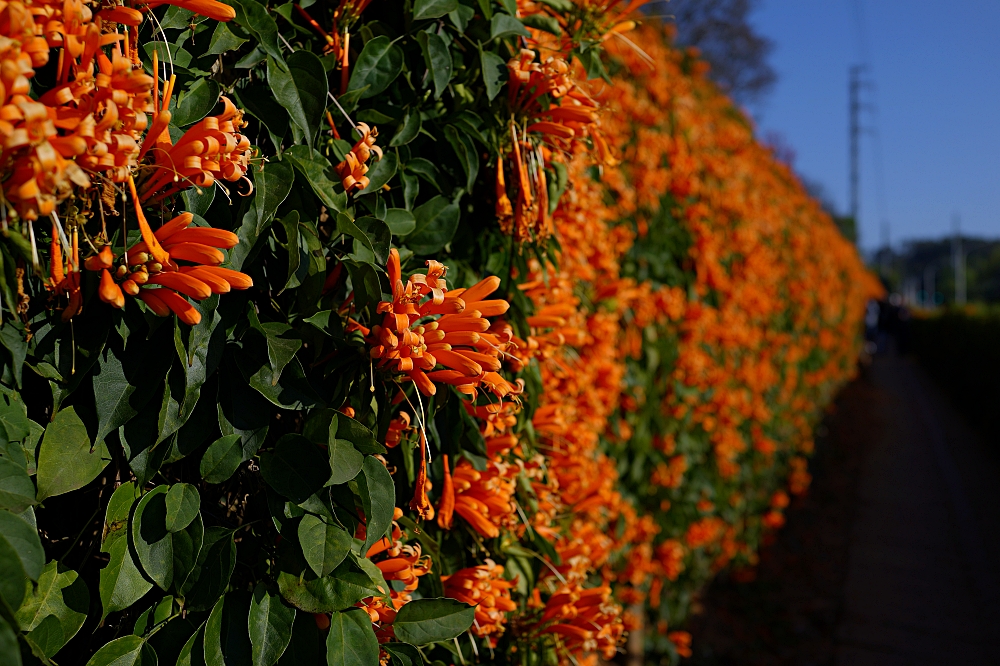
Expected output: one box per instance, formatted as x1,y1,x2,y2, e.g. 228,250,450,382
953,213,966,305
849,66,864,237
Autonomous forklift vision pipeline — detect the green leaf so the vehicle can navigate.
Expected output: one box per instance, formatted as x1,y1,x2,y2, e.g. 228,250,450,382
0,323,26,388
92,333,172,446
480,50,507,102
84,635,150,666
99,483,150,618
0,508,43,583
253,160,295,234
179,527,235,611
165,483,201,532
207,21,249,55
132,486,205,591
327,438,363,486
250,583,296,666
0,394,30,442
339,214,391,266
443,125,478,191
357,152,399,196
260,435,331,502
298,515,352,577
176,626,205,666
357,457,395,556
334,413,385,456
325,608,379,666
407,196,460,255
0,616,18,666
277,559,379,613
347,36,403,99
268,51,328,147
204,593,253,666
390,112,421,147
35,407,109,501
490,13,531,40
285,146,348,213
521,13,561,34
392,598,475,645
100,538,152,619
15,561,89,659
144,41,193,68
182,183,216,218
413,0,458,20
342,260,382,314
200,434,243,484
417,32,453,99
382,642,422,666
384,209,416,236
0,458,34,514
173,78,221,127
225,0,284,61
248,310,304,386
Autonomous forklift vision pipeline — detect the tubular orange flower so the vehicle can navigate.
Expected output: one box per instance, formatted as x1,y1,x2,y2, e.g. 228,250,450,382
442,560,516,647
436,454,455,530
409,432,433,520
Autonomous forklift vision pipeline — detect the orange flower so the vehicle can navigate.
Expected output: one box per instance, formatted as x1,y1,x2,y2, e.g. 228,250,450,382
442,458,517,539
442,560,516,646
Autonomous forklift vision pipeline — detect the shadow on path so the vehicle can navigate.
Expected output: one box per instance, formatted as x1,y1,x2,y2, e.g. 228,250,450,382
687,353,1000,666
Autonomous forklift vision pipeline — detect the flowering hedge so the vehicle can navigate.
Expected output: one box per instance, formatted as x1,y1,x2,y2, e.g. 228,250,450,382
0,0,879,664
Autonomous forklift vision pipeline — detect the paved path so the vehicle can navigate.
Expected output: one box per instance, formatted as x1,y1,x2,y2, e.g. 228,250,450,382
835,354,1000,665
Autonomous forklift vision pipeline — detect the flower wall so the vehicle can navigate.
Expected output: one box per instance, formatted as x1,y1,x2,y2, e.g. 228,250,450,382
0,1,880,664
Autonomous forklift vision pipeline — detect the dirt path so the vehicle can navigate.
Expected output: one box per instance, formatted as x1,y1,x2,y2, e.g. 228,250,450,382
687,353,1000,665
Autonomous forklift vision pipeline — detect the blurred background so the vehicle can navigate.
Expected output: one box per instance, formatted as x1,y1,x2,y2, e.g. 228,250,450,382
659,0,1000,306
655,2,1000,664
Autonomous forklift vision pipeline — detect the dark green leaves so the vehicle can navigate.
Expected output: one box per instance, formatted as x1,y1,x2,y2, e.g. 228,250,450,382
0,509,44,613
392,598,476,645
277,561,379,613
285,146,348,213
200,434,243,484
357,457,395,555
100,483,150,619
298,515,352,577
327,437,363,486
341,214,391,265
417,32,452,99
413,0,459,20
131,485,205,591
250,584,296,666
84,635,153,666
385,209,416,236
490,14,531,40
165,483,200,532
268,51,328,147
15,561,89,659
347,36,404,99
407,196,460,255
0,458,34,513
35,407,109,501
325,608,379,666
260,435,331,502
207,21,249,55
173,78,221,127
481,50,508,102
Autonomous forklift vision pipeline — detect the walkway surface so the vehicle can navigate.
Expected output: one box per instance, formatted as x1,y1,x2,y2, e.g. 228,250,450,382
689,353,1000,665
836,354,1000,665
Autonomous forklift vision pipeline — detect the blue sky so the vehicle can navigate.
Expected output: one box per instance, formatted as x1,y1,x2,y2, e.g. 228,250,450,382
746,0,1000,251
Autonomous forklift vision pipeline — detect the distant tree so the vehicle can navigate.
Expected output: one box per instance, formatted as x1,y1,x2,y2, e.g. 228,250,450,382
665,0,776,105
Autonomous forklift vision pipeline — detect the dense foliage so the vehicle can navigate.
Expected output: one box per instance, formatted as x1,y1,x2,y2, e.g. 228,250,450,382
0,0,879,664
